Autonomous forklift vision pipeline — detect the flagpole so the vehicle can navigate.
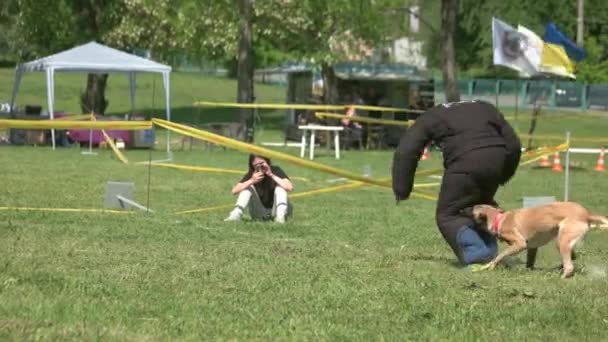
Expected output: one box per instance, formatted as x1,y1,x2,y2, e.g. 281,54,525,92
494,66,499,109
514,78,519,131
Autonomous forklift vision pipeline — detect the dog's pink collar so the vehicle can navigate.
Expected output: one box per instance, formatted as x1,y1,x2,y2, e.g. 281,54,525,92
492,212,504,235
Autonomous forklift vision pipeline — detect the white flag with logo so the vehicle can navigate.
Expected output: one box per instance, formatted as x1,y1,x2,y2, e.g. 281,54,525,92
492,17,539,76
516,25,544,76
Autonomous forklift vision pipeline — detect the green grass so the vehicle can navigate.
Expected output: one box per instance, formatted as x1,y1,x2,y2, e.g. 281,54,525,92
2,70,608,340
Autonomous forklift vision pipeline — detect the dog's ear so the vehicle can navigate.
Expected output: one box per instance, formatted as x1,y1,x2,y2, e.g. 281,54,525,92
460,207,474,217
473,211,488,225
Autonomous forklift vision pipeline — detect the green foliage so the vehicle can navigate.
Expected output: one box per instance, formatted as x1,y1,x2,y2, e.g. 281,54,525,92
14,0,125,59
0,0,19,64
104,0,189,62
575,37,608,83
171,0,406,67
450,0,608,81
6,0,608,83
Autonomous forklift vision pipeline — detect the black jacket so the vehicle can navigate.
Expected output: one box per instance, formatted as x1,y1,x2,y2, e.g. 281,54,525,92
392,101,521,200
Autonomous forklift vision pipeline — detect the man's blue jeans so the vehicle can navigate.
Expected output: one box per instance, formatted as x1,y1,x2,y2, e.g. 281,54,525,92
456,225,498,265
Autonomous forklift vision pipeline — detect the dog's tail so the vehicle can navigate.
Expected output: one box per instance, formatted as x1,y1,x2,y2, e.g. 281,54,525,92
589,214,608,229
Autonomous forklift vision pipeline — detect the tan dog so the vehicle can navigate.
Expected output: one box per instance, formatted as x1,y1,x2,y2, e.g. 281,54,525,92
466,202,608,278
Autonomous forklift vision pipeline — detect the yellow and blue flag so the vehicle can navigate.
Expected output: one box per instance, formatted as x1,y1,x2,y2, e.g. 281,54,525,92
492,18,586,79
539,22,586,79
544,22,586,62
514,23,574,78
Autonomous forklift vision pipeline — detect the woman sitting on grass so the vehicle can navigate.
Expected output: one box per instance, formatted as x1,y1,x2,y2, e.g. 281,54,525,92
224,154,293,223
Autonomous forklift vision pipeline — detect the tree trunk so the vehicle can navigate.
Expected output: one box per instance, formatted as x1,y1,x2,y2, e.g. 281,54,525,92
80,73,109,114
440,0,460,103
237,0,254,142
527,104,541,150
321,62,339,104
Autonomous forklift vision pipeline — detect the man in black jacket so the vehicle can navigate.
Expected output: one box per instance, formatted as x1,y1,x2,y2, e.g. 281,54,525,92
392,101,521,265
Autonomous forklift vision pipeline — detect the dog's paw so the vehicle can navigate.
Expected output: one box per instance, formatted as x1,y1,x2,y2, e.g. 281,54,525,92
469,263,494,272
469,264,484,272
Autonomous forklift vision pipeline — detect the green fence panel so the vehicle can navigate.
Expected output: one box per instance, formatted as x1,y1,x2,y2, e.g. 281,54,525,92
472,79,497,96
499,79,520,95
588,84,608,110
525,80,553,106
554,81,583,108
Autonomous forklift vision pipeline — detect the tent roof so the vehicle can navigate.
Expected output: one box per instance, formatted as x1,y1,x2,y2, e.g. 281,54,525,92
18,41,171,73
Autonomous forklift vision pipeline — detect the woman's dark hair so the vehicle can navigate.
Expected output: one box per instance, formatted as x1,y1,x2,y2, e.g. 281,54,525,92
248,154,271,171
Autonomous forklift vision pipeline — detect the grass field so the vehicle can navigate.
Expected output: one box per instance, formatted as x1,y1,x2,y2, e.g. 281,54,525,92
2,70,608,340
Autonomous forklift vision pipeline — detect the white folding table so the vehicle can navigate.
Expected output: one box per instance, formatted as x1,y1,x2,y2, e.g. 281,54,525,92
298,125,344,160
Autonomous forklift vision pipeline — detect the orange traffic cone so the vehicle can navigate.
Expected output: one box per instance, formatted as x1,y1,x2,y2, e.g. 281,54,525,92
420,146,429,161
539,153,551,167
595,147,606,172
552,152,563,172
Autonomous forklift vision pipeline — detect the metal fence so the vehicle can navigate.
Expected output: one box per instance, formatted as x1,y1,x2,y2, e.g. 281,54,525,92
434,78,608,111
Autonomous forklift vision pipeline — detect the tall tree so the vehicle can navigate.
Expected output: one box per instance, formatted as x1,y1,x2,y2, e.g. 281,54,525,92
15,0,125,115
0,0,19,63
15,0,186,115
253,0,403,104
452,0,608,81
237,0,254,142
178,0,402,141
73,1,112,115
440,0,460,102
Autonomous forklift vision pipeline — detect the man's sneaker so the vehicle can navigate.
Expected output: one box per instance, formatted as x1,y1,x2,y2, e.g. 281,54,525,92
274,216,286,224
224,211,242,222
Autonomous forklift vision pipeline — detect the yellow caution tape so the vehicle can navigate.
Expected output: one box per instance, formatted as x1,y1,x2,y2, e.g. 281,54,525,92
153,118,394,188
55,114,95,121
415,168,444,177
175,184,363,215
176,179,439,215
289,181,366,199
519,134,608,143
410,191,438,201
136,162,310,181
192,101,422,113
350,104,423,113
100,129,129,164
519,143,570,166
0,206,134,214
522,143,569,158
0,119,152,130
193,101,341,110
155,119,444,201
194,101,343,111
176,204,235,215
155,118,439,194
315,112,413,126
505,112,608,121
139,162,244,174
291,180,439,198
91,116,129,164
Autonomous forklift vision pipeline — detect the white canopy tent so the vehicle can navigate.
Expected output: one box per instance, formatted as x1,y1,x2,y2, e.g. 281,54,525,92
10,41,172,155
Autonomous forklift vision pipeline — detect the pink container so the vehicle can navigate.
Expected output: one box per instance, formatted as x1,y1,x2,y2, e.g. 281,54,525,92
62,114,132,145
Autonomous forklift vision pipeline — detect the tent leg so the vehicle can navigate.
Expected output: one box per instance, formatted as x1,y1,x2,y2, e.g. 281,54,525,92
81,128,97,155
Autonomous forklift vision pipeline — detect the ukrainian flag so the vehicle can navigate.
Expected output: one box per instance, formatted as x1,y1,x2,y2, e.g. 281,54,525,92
540,22,586,79
540,43,575,78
